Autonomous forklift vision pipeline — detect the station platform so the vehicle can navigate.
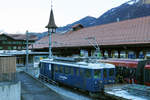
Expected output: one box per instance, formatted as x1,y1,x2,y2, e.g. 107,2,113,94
16,72,73,100
105,84,150,100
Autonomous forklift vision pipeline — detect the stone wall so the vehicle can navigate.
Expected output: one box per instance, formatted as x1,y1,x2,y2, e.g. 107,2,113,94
0,81,21,100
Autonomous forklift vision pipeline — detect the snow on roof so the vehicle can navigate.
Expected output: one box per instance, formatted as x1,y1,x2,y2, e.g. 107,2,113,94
41,59,115,69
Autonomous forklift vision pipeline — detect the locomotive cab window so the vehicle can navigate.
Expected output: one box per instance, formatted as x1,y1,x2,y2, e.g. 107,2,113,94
54,65,59,73
109,69,114,76
65,67,70,74
70,67,74,75
94,69,101,79
80,69,84,76
75,68,80,76
103,69,107,78
85,69,91,78
59,66,64,73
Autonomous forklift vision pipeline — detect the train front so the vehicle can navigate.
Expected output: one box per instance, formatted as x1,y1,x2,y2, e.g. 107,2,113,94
88,63,116,92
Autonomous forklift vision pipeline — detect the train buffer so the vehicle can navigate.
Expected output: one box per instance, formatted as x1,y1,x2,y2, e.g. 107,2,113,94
16,71,73,100
105,84,150,100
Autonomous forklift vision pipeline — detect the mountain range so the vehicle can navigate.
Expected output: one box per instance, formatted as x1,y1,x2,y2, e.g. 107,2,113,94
31,0,150,39
57,1,150,33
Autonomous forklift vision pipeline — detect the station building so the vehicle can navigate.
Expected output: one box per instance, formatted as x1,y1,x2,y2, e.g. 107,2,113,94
32,16,150,59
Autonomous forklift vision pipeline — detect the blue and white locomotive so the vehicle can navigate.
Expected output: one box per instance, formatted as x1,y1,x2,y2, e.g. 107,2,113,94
39,57,115,93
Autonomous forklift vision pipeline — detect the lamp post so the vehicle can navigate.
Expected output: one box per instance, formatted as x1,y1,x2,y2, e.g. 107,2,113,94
26,30,29,71
45,4,57,59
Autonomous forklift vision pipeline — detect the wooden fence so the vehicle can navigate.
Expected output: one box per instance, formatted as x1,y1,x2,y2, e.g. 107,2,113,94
0,55,16,82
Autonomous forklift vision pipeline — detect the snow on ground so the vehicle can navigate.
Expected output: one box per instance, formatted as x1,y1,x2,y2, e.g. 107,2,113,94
105,84,150,100
107,89,147,100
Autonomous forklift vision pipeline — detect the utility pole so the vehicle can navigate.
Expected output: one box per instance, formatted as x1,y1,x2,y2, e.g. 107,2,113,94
48,29,52,59
26,30,29,71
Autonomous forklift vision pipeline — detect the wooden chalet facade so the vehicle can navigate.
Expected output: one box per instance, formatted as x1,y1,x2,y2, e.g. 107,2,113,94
32,16,150,59
0,33,37,50
0,33,46,67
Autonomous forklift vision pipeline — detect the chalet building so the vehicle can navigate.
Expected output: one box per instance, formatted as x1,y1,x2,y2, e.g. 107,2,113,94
32,16,150,59
0,33,47,67
0,33,37,50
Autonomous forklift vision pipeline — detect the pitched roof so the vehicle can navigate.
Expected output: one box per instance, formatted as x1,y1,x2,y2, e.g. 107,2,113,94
32,16,150,49
45,9,57,29
5,34,38,41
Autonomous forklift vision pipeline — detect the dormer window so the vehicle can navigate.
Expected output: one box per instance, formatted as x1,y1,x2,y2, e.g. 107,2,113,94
72,24,84,31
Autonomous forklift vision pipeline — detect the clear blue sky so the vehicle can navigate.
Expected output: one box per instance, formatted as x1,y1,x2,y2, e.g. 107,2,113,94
0,0,129,33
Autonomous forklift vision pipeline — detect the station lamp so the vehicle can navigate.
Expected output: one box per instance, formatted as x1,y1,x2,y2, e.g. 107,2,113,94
45,6,57,59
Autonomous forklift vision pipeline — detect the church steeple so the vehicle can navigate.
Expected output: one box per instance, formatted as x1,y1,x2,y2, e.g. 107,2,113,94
45,2,57,29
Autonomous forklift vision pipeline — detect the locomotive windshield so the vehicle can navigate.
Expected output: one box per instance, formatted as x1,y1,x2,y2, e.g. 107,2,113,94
85,69,92,78
109,69,114,77
94,69,101,79
103,69,107,78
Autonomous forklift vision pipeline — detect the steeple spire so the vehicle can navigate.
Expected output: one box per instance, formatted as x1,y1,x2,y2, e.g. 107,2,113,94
51,0,53,9
45,0,57,29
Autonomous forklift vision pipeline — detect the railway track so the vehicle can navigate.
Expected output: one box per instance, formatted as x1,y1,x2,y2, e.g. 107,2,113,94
38,74,127,100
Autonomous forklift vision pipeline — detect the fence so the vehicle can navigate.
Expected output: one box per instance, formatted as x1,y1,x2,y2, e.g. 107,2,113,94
0,55,16,82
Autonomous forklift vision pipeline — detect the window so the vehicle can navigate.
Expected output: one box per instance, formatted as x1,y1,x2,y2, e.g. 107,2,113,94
54,66,59,72
94,69,101,79
2,41,7,44
17,57,24,64
23,41,26,44
145,69,150,82
8,46,12,50
75,68,80,76
70,67,74,75
103,69,107,78
113,51,119,58
0,36,7,40
120,51,126,58
8,41,12,44
19,41,22,44
109,69,114,76
13,41,16,44
85,69,91,78
59,66,64,73
0,46,3,50
65,67,70,74
13,46,17,49
80,69,84,76
18,46,21,49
